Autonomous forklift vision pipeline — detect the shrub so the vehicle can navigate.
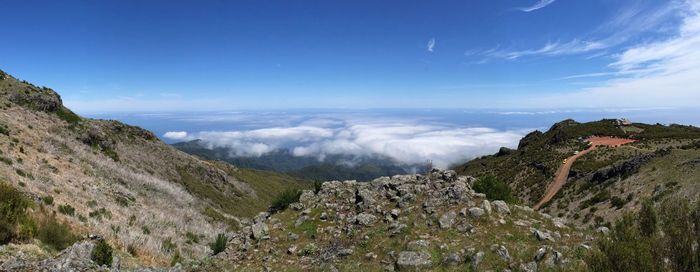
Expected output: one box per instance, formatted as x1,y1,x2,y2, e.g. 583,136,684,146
161,237,176,254
472,176,515,203
269,189,302,212
42,195,54,206
638,200,657,237
58,204,75,216
0,182,31,245
91,239,113,267
209,233,227,255
170,250,183,266
611,196,626,209
37,216,75,251
313,180,324,194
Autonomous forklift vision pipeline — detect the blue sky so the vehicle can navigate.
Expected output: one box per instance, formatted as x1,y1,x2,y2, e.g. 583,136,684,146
1,0,699,113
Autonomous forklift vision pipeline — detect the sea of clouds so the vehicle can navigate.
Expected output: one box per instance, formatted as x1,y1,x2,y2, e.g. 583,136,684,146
163,113,528,168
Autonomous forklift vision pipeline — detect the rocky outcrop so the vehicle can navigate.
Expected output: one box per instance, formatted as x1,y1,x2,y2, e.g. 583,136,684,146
203,169,588,271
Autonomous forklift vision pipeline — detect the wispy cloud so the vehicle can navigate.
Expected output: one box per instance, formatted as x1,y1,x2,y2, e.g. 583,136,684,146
427,38,436,52
525,0,700,108
519,0,556,12
484,39,608,60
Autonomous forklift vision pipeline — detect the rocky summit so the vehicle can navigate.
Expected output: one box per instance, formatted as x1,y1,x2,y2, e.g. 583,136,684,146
197,169,591,271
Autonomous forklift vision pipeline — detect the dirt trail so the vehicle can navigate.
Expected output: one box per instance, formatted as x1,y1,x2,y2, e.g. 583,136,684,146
533,137,637,210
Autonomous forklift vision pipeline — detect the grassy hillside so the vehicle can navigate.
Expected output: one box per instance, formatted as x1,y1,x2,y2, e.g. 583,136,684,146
455,118,700,227
0,69,308,267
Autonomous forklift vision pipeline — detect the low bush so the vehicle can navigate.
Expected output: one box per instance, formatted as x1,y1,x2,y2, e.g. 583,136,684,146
42,195,54,206
0,182,31,245
58,204,75,216
269,189,302,212
587,198,700,272
210,233,227,255
91,239,113,267
37,216,76,251
472,176,515,203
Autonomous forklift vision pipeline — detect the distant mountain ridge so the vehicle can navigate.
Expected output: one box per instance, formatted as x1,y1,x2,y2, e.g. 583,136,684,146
173,139,422,181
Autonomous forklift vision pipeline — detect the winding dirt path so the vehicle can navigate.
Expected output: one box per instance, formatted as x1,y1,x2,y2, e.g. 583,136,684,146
533,137,637,210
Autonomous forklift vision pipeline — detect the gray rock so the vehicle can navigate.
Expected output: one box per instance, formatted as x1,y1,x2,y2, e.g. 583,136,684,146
492,200,511,214
251,221,269,240
596,226,610,235
495,245,510,261
288,232,299,241
287,245,298,255
482,200,492,214
439,210,457,229
533,229,554,242
443,253,461,266
356,212,377,226
406,240,430,251
520,261,538,272
295,215,309,227
338,248,354,257
471,251,485,270
320,212,329,220
390,209,401,219
396,251,432,270
534,247,547,262
469,207,485,218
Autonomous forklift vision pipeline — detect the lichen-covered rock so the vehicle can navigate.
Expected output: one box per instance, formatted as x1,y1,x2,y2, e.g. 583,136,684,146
492,200,511,214
396,251,432,270
356,212,377,226
439,210,457,229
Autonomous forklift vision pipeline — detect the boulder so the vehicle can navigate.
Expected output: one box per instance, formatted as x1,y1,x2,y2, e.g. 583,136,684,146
356,213,377,226
534,247,547,262
469,207,485,218
251,221,269,240
439,210,457,229
396,251,432,270
492,200,511,214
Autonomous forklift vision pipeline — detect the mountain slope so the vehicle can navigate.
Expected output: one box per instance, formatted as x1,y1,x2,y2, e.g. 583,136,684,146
0,69,307,267
455,118,700,227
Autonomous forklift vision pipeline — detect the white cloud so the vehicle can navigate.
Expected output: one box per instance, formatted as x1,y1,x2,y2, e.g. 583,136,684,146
165,119,526,168
163,131,188,140
485,39,608,60
526,0,700,108
427,38,436,52
519,0,556,12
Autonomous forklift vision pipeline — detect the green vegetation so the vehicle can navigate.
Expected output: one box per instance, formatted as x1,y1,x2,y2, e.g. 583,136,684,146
587,198,700,272
0,182,32,244
0,123,9,136
472,176,515,203
91,239,113,267
42,195,54,206
37,215,76,251
270,188,302,212
55,107,81,124
210,233,227,255
58,204,75,216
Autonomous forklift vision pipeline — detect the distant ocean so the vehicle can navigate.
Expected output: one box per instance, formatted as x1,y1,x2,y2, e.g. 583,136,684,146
87,107,700,144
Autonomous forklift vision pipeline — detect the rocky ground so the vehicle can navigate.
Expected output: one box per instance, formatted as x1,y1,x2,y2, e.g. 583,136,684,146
195,169,594,271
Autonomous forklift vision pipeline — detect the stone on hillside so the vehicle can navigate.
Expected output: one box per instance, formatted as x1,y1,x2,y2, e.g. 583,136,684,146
319,212,329,221
469,207,485,218
287,245,297,255
471,251,485,270
495,245,510,261
534,247,547,262
390,209,400,219
288,232,299,241
439,210,457,229
443,253,461,266
407,240,430,251
389,222,408,235
520,261,538,272
338,248,354,257
396,251,432,270
492,200,510,214
251,221,269,240
299,190,316,204
356,212,377,226
533,229,554,242
295,215,309,227
289,202,304,211
482,200,492,214
596,226,610,235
